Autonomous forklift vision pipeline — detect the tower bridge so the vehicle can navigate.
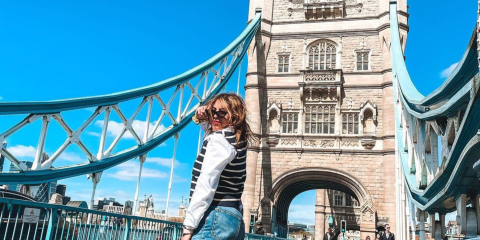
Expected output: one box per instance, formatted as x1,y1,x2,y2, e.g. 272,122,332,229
0,1,479,240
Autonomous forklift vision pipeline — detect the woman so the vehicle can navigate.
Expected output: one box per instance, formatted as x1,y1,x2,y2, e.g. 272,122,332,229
181,93,255,240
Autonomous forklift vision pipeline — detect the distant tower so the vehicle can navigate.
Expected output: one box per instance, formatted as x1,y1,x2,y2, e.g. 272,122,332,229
244,0,409,238
178,196,186,217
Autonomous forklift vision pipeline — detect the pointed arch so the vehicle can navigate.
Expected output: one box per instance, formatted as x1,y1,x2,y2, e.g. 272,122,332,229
410,148,416,174
447,121,456,147
413,118,418,143
425,125,432,154
420,160,428,189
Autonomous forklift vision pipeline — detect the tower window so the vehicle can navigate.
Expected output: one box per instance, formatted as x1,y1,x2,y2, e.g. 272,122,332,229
356,52,369,71
278,54,290,73
308,41,336,70
342,113,359,135
305,105,335,134
282,113,298,134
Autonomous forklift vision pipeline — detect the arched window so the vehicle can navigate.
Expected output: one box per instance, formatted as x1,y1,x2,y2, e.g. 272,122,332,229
308,41,337,70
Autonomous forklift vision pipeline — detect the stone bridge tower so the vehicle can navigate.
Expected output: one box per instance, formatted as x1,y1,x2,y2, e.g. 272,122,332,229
243,0,409,239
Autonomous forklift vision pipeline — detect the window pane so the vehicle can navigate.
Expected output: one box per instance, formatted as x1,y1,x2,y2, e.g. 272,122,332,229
283,123,287,133
323,124,328,134
349,123,353,134
357,63,362,70
306,114,310,122
311,123,316,133
330,114,335,122
288,114,293,121
317,114,323,122
343,123,347,134
294,114,298,121
343,114,347,121
348,114,353,122
357,54,362,61
305,124,310,133
363,62,368,70
354,123,358,134
285,65,289,72
293,123,298,133
283,114,287,121
278,66,283,72
354,114,359,122
288,122,292,133
330,124,334,134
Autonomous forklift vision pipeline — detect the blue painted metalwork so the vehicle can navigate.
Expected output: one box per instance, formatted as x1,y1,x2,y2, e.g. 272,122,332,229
0,12,261,184
391,2,480,212
244,233,288,240
0,197,183,240
0,197,289,240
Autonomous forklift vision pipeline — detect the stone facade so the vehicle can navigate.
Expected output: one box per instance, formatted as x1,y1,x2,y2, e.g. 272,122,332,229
244,0,409,239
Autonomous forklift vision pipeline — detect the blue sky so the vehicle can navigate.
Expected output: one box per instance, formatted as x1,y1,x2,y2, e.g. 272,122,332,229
0,0,477,226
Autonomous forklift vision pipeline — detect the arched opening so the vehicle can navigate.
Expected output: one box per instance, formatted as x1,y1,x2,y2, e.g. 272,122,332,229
269,168,375,238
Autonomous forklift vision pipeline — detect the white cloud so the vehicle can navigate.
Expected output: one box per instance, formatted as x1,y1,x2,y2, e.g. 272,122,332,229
93,120,165,140
147,157,182,168
7,145,36,158
59,152,83,162
106,161,168,181
440,62,459,78
288,204,315,225
87,131,101,137
6,145,83,162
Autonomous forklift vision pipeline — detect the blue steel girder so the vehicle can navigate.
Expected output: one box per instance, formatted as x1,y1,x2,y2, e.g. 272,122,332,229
391,2,480,213
0,13,261,184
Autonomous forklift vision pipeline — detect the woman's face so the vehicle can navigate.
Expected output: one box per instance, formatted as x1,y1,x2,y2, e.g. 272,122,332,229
210,100,231,131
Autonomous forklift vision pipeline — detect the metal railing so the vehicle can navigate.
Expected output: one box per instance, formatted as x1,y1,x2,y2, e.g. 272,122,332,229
0,197,291,240
245,233,287,240
0,197,182,240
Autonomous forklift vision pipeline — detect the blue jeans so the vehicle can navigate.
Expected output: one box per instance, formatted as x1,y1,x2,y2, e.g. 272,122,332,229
192,206,245,240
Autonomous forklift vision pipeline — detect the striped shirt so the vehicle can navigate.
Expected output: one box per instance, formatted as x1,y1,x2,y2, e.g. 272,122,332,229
183,125,247,232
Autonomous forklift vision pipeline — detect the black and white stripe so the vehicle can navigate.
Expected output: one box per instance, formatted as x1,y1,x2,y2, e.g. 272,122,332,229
189,130,247,209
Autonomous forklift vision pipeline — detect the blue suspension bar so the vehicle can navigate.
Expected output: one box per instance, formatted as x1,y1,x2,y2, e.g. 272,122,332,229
0,14,262,115
0,13,261,184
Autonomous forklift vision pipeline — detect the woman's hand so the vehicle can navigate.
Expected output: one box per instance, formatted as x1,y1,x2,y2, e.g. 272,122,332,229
196,106,208,120
181,234,192,240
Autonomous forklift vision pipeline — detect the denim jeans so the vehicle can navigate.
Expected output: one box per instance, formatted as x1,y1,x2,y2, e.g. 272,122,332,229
192,206,245,240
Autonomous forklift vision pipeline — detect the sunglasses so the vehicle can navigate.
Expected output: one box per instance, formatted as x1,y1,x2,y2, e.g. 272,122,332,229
211,109,228,118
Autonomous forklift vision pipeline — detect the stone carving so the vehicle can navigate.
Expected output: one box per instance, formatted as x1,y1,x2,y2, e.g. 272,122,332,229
345,0,358,4
306,88,337,101
303,140,317,147
347,97,354,109
341,140,359,147
288,98,294,109
281,138,298,146
303,140,335,147
363,211,373,222
266,137,279,147
305,73,336,82
361,138,376,150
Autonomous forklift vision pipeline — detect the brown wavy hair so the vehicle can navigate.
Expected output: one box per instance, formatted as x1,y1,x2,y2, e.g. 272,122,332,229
204,93,256,146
